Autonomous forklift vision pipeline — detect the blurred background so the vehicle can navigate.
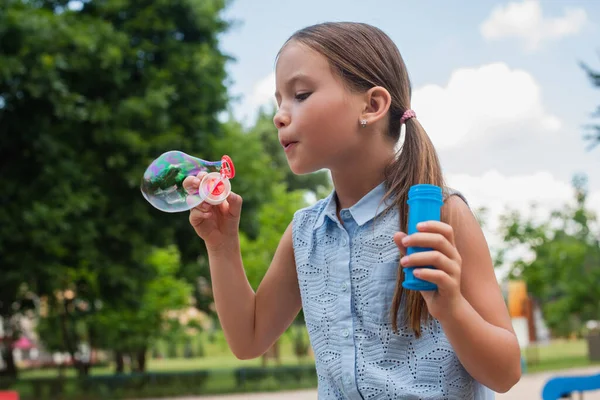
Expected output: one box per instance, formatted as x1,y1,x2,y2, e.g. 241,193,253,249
0,0,599,399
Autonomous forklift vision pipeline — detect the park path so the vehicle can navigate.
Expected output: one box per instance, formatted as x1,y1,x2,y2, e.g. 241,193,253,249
139,365,600,400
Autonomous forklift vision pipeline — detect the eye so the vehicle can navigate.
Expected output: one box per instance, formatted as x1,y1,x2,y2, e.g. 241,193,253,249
295,92,312,102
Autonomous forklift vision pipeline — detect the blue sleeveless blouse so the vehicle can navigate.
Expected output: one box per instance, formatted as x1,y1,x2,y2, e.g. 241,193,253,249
291,182,494,399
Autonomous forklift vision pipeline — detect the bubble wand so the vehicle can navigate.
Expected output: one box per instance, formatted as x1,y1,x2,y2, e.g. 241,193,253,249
140,150,235,213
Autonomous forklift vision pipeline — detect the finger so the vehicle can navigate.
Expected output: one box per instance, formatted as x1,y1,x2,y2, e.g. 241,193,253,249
401,250,459,277
183,171,208,194
417,221,456,247
198,202,212,212
401,232,459,261
412,268,455,290
393,232,408,256
182,175,201,194
217,198,229,215
221,191,242,218
189,207,213,226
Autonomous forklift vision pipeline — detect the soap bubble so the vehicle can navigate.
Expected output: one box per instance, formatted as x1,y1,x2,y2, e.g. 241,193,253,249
141,151,235,213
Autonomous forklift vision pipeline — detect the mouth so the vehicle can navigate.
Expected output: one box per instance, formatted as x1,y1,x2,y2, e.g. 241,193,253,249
281,139,299,151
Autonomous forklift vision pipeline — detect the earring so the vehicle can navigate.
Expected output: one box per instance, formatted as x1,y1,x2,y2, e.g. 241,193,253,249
360,119,367,128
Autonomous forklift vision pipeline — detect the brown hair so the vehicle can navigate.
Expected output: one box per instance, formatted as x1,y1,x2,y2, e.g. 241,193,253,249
282,22,446,337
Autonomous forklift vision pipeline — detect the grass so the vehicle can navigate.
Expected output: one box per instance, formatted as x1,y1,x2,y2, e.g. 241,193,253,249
18,332,598,381
523,338,600,373
20,327,313,380
19,356,315,379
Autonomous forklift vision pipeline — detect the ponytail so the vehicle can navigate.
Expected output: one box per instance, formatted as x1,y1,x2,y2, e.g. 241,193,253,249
383,116,446,337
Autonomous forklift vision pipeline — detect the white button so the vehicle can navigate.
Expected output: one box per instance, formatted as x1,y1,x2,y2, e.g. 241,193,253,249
345,376,352,384
341,237,348,246
341,282,348,291
342,328,349,337
341,210,351,219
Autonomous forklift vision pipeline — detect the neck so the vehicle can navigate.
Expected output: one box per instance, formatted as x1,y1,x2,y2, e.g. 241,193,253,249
330,144,395,211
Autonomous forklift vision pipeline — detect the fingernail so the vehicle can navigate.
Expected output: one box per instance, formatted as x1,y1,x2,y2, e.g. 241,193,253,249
400,256,409,266
417,222,427,229
401,236,409,246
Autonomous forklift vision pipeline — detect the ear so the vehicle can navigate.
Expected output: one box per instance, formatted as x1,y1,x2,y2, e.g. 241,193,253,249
360,86,392,126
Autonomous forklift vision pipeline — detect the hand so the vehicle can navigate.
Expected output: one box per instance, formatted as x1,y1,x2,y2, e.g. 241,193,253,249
393,221,464,321
183,172,243,251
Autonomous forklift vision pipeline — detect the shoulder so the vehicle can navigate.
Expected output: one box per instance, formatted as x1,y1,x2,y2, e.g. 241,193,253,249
443,187,469,208
441,188,478,237
290,194,332,253
293,193,332,225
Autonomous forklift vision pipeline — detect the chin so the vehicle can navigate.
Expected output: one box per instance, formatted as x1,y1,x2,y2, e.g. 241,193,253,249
288,160,320,176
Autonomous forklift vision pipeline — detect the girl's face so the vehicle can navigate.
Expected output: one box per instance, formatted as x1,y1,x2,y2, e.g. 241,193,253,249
274,42,365,175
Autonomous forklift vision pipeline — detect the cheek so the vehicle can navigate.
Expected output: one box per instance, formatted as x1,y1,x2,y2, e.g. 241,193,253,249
305,95,356,142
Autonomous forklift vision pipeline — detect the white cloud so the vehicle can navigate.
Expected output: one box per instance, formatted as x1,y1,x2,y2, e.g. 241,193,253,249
480,0,588,51
249,72,276,114
446,170,600,280
447,170,573,226
412,62,561,150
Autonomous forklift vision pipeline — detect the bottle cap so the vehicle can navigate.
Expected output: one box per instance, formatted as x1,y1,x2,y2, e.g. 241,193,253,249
408,184,442,200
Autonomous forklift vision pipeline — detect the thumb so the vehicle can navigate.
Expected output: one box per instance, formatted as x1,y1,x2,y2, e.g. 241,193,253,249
393,231,408,256
220,191,243,218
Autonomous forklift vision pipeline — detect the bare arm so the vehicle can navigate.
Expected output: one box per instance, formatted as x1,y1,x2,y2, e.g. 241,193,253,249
207,222,302,359
440,196,521,393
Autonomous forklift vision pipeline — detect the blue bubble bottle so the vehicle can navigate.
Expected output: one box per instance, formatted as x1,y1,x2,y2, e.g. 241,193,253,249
402,184,443,291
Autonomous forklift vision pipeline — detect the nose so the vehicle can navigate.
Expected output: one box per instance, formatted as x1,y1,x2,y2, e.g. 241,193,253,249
273,109,291,129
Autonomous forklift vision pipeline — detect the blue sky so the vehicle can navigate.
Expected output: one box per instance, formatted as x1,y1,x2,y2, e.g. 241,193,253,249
216,0,600,251
219,0,598,128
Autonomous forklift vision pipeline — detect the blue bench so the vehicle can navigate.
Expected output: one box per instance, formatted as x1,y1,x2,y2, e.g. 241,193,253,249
542,373,600,400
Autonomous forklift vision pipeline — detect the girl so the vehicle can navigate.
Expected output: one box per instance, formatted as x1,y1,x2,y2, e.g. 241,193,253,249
185,22,521,399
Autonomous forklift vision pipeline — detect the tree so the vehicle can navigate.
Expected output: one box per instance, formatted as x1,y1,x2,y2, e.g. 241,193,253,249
37,246,192,373
239,183,308,365
94,246,192,373
497,174,600,337
183,111,332,317
240,184,308,291
582,60,600,149
0,0,230,377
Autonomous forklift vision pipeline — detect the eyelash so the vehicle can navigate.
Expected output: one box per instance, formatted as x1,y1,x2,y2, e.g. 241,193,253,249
295,92,311,102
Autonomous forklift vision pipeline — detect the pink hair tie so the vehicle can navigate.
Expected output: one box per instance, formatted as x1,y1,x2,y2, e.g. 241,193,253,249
400,109,416,124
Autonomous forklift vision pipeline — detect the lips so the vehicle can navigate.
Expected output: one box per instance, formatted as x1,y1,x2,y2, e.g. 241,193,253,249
280,139,299,150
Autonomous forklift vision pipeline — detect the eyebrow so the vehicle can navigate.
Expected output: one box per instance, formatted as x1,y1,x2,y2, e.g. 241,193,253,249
274,73,314,99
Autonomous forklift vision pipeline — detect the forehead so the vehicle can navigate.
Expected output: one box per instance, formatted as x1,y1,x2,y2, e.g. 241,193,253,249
275,41,332,81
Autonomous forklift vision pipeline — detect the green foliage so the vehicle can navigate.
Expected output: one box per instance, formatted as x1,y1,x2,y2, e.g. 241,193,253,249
0,0,331,381
93,246,192,352
497,174,600,336
210,117,284,239
0,0,230,374
36,245,192,371
240,184,307,291
209,109,331,239
178,111,330,314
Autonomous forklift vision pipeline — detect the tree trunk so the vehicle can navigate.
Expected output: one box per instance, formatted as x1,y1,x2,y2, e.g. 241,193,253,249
261,340,281,367
76,325,95,377
115,351,124,374
0,316,19,379
0,339,18,379
136,348,147,372
59,300,91,377
78,361,90,377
